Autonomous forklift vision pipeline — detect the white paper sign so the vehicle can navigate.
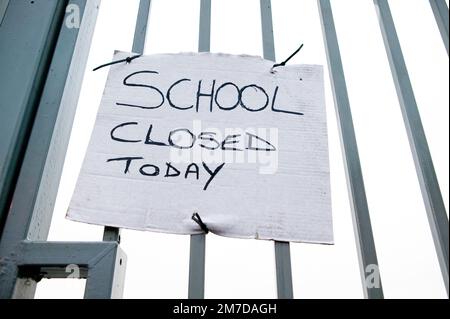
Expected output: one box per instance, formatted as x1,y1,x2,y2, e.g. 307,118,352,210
67,51,333,244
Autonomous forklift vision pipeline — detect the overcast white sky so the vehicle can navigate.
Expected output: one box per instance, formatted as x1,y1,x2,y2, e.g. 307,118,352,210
35,0,449,299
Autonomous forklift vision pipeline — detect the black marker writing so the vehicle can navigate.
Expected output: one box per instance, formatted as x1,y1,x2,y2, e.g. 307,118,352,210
116,70,164,109
106,156,144,174
202,162,225,191
115,70,304,116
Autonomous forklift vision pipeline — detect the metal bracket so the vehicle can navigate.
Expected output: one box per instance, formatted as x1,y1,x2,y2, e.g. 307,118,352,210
0,241,126,299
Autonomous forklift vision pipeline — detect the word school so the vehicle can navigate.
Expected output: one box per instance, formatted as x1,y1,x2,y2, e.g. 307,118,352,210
115,70,304,116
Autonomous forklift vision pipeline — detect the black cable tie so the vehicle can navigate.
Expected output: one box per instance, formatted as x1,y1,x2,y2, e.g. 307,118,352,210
270,43,304,73
93,54,142,71
192,212,209,234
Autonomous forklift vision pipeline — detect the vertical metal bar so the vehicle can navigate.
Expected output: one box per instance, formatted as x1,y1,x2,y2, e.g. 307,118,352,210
132,0,152,54
0,0,99,298
260,0,275,60
0,0,68,239
0,0,71,297
84,245,127,299
274,242,294,298
260,0,294,299
198,0,211,52
429,0,449,54
102,0,152,243
188,0,211,299
374,0,449,296
318,0,384,299
103,226,121,242
188,234,206,298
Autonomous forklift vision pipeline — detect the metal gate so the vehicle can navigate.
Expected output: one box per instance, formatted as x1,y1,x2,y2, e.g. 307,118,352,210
0,0,448,299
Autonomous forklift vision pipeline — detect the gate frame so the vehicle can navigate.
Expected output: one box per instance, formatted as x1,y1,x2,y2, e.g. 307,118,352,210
0,0,448,299
0,0,128,299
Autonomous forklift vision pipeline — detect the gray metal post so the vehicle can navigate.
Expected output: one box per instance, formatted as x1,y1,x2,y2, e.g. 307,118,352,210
260,0,294,299
429,0,449,54
0,0,100,298
188,233,206,298
0,0,68,240
198,0,211,52
132,0,152,54
374,0,449,296
84,244,127,299
188,0,211,300
318,0,384,299
274,242,294,298
102,0,152,244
